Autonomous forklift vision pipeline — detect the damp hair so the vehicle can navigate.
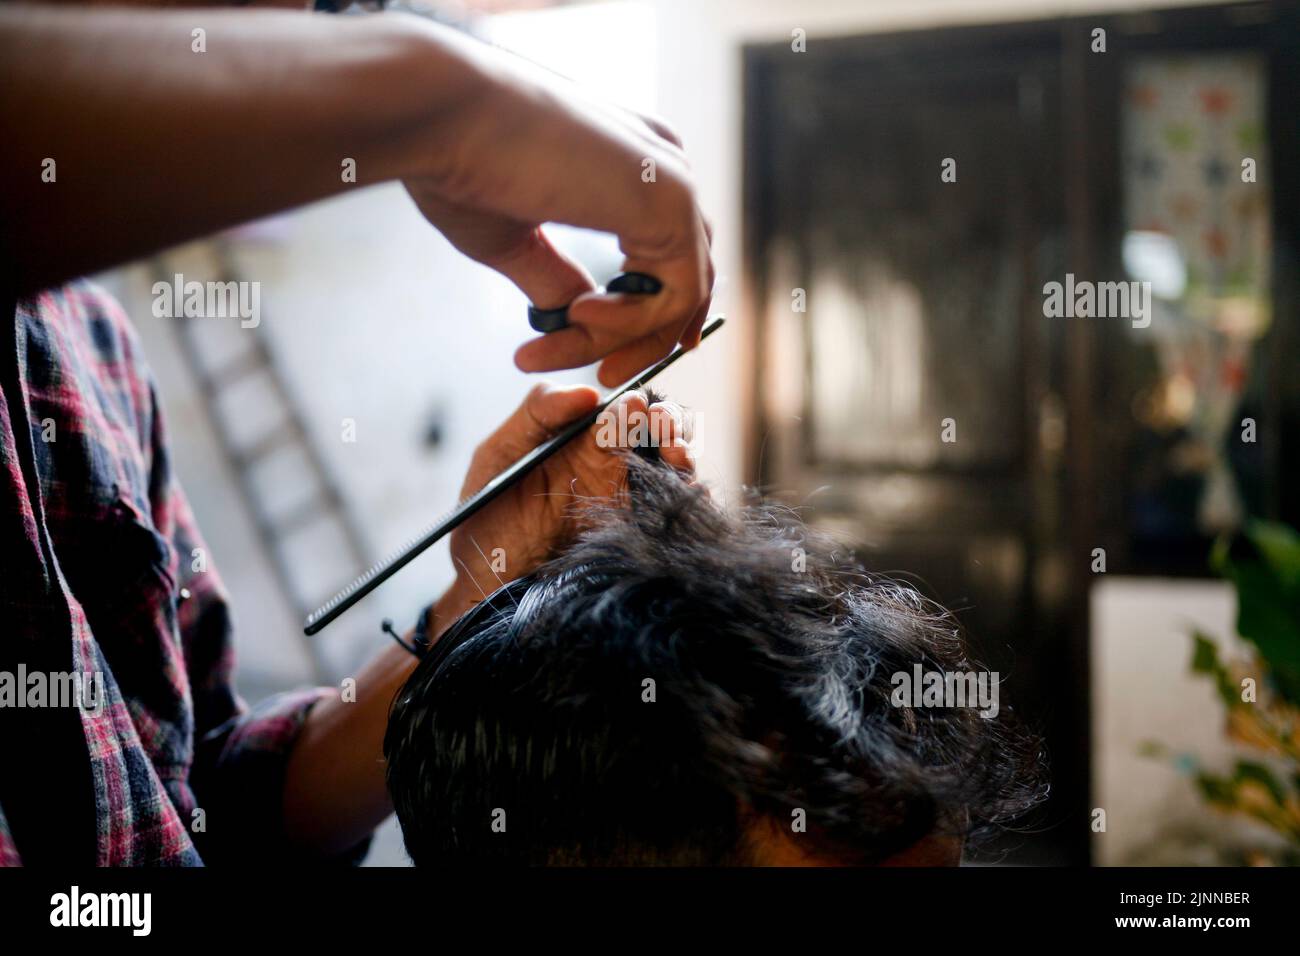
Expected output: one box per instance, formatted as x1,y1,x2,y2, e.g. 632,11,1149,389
384,446,1047,866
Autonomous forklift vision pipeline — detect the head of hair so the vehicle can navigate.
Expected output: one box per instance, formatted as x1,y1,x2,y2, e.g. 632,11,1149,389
384,439,1046,865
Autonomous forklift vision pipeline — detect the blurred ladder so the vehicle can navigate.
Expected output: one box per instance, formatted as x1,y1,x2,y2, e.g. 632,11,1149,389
154,238,370,682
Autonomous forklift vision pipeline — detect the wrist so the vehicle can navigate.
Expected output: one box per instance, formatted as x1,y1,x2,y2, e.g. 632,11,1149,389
381,15,499,184
296,14,483,188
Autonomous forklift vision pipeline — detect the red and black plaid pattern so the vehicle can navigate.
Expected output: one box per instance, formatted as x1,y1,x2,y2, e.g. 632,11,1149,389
1,283,330,866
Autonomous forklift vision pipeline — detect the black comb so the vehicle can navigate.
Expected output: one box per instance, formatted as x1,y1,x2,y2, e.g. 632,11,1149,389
303,316,725,635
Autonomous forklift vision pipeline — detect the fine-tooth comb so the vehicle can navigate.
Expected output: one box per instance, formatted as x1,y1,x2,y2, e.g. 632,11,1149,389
303,315,725,635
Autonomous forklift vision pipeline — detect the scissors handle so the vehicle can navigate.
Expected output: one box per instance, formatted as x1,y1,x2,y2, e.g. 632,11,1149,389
527,271,663,333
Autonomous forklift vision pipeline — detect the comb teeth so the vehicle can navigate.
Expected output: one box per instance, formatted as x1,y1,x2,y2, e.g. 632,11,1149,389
304,477,503,630
305,494,480,625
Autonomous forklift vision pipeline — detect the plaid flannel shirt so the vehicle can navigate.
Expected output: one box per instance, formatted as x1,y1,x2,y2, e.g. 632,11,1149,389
0,282,336,866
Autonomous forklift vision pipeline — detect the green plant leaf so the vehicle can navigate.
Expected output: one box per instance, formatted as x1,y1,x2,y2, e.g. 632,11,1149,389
1137,740,1167,758
1248,522,1300,593
1190,631,1238,708
1212,521,1300,704
1194,772,1237,808
1233,760,1288,808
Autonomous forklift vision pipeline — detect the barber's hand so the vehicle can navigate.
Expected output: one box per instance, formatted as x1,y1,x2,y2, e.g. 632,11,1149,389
405,33,714,387
447,382,693,601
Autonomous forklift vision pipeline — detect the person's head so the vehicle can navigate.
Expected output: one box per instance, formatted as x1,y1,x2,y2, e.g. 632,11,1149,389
385,454,1046,866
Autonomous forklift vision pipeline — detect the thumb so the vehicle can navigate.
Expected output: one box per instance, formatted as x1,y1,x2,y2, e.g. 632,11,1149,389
462,383,601,495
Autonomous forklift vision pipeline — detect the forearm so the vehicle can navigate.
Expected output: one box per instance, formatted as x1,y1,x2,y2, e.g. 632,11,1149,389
0,6,473,293
280,576,479,856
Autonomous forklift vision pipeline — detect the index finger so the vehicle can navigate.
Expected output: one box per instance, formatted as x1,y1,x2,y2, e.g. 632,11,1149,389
514,277,692,380
516,268,710,386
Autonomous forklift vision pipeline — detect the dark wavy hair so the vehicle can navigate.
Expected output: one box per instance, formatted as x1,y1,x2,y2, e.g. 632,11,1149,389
384,451,1047,866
